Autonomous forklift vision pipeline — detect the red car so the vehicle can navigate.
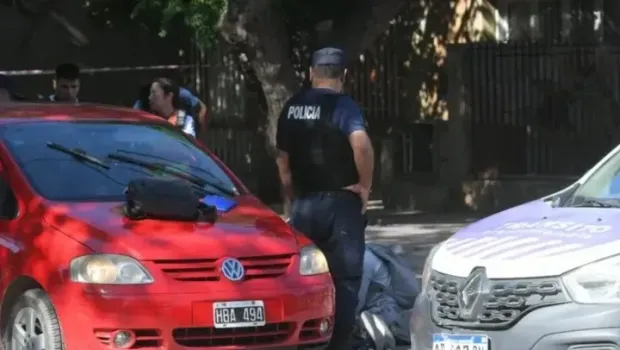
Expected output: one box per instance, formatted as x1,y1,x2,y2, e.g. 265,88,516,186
0,103,334,350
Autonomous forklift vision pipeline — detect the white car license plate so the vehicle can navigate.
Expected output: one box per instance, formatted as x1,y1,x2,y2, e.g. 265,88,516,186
213,300,266,328
432,334,489,350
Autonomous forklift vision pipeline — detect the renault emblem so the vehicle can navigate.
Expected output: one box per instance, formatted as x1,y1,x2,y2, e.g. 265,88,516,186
458,267,488,320
221,258,245,281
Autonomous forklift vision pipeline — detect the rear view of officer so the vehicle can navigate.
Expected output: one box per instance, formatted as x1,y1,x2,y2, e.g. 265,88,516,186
275,47,375,349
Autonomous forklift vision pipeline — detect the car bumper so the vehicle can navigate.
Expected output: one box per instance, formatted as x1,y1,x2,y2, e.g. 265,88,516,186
410,292,620,350
54,282,334,350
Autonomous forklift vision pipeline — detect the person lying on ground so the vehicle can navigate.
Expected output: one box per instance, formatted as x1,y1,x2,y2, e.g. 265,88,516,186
355,243,420,347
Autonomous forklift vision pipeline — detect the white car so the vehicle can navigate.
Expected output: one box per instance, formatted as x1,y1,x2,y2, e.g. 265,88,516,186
410,143,620,350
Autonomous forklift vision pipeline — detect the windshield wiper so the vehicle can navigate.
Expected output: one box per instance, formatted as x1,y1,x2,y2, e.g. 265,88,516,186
115,149,237,193
106,153,236,197
572,198,620,208
47,142,109,169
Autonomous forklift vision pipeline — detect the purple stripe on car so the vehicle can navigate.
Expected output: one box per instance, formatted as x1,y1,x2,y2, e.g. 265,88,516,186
448,199,620,259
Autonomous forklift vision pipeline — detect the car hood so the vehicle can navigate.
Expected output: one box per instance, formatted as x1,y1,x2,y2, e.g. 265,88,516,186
432,200,620,278
42,196,299,260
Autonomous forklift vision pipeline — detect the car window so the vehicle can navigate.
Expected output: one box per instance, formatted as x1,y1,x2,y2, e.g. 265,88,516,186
570,147,620,202
1,121,239,201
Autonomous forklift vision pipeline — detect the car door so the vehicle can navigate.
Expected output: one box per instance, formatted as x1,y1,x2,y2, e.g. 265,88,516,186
0,155,21,294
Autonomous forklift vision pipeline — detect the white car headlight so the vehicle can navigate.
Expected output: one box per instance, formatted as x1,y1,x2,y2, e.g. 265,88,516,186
299,245,329,275
562,254,620,303
70,254,154,284
420,243,442,294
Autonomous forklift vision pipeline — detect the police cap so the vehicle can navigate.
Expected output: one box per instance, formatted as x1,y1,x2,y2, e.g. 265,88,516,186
311,47,346,67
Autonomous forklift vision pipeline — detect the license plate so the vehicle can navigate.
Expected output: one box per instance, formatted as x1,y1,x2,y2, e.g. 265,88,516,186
213,300,266,328
432,334,489,350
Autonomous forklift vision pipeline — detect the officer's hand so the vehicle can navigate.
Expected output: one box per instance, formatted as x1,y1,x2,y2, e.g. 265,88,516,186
346,183,370,213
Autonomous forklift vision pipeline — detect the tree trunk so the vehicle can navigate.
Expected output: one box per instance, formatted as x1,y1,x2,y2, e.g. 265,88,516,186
218,0,299,153
218,0,299,208
250,55,298,155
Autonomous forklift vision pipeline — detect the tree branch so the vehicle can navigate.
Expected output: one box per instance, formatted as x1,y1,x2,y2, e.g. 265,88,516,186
330,0,407,60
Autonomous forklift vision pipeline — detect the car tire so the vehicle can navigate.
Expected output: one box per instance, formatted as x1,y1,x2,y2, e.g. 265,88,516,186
3,288,64,350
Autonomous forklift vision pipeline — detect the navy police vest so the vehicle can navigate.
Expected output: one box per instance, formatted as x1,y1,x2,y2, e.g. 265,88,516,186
283,91,359,196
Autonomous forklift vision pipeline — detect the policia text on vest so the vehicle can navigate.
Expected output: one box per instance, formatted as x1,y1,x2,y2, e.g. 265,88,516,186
281,93,359,197
287,105,321,120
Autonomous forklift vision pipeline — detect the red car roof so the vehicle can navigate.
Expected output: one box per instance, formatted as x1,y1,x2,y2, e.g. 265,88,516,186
0,102,165,124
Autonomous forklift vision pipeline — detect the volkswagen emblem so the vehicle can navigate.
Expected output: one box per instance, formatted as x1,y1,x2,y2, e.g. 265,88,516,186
221,258,245,281
457,267,489,320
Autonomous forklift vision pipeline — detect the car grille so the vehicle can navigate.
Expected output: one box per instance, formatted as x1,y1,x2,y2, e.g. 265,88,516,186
153,254,293,282
172,322,293,347
429,271,568,329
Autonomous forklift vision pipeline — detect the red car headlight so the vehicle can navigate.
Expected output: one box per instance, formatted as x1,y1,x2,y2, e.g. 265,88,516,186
299,245,329,276
69,254,154,284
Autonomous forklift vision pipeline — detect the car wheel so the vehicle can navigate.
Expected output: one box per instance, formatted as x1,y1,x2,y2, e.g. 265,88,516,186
3,289,64,350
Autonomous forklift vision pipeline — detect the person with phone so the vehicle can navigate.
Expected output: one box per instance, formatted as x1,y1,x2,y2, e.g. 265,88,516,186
148,78,196,137
135,83,208,135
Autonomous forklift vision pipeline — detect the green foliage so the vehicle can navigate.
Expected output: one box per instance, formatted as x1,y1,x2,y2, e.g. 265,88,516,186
87,0,227,49
133,0,227,49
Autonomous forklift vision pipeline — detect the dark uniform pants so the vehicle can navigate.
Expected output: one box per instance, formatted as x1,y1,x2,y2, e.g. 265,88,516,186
290,190,366,350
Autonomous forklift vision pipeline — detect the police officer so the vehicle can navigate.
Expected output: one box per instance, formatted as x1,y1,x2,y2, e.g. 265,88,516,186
275,47,375,349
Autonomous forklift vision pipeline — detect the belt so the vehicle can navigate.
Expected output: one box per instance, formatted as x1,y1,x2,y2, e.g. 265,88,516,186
297,188,359,199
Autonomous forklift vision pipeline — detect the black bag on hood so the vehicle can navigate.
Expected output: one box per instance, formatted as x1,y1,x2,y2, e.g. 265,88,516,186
124,178,207,221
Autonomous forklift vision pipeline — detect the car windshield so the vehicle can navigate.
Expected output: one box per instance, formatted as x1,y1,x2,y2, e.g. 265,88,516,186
1,121,240,201
568,147,620,207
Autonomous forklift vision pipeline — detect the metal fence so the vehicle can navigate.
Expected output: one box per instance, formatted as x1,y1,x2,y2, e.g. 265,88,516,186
346,35,437,179
463,42,620,177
